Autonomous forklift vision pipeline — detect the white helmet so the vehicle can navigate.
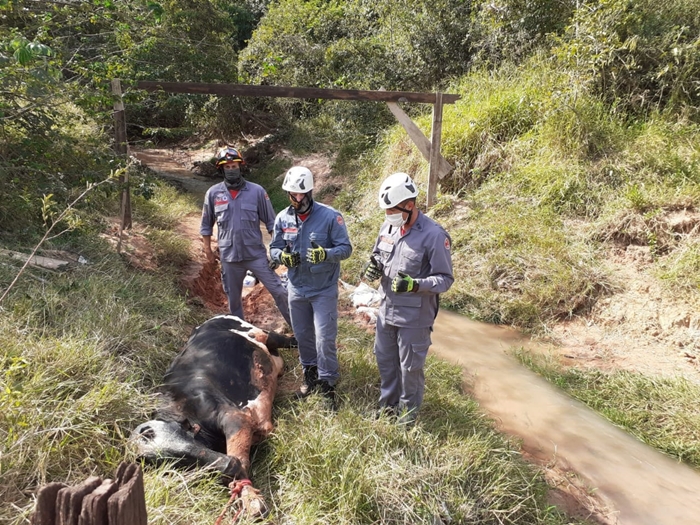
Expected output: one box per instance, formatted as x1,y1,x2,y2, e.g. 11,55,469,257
378,172,419,209
282,166,314,193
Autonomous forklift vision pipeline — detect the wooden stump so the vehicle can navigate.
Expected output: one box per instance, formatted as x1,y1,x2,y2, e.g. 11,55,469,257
78,480,118,525
29,463,147,525
31,483,66,525
56,477,102,525
108,463,147,525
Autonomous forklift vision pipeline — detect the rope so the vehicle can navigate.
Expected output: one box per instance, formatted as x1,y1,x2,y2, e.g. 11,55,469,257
214,479,253,525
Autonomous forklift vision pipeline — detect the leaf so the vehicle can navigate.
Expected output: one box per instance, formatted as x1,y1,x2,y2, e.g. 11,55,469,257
14,47,32,66
26,42,53,57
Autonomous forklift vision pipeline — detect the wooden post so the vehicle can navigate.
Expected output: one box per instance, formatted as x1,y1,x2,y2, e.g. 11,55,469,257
112,79,132,241
427,92,444,208
386,102,452,179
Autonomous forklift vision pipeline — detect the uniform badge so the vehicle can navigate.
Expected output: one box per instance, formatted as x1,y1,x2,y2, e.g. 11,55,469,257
444,238,451,250
214,192,229,207
337,215,344,226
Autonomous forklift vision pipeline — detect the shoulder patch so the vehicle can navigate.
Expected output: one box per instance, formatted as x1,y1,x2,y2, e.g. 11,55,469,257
444,237,451,250
337,215,344,226
264,193,269,200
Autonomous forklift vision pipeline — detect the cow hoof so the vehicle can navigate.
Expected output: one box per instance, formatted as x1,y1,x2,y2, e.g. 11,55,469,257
239,484,269,519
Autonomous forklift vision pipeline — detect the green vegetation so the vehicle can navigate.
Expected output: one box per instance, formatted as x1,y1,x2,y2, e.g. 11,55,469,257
3,0,700,522
0,184,576,524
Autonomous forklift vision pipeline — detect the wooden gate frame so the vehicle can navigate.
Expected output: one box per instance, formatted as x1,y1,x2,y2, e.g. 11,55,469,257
112,80,460,233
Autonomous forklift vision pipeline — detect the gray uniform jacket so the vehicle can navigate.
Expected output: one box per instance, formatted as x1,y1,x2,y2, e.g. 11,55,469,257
270,203,353,295
200,181,276,262
372,211,454,328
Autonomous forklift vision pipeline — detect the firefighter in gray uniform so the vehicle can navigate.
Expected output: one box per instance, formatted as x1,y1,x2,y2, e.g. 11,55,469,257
363,172,454,425
200,146,292,327
270,166,352,408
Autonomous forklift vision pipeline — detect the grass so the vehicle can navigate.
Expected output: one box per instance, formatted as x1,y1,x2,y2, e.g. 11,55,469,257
3,44,700,525
0,181,583,525
516,352,700,469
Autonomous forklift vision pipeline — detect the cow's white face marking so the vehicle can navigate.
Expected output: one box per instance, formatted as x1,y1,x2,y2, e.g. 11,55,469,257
227,328,268,352
210,314,257,331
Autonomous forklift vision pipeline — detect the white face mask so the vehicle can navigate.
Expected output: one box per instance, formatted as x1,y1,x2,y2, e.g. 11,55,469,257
385,211,407,228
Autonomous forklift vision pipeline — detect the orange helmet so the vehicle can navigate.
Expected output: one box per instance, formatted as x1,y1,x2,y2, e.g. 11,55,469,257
216,146,244,167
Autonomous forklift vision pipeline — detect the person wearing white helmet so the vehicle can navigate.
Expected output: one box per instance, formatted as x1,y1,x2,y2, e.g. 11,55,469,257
363,172,454,425
270,166,353,409
200,146,292,329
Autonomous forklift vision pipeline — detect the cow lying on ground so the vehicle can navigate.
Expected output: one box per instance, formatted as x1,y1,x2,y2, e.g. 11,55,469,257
131,315,294,517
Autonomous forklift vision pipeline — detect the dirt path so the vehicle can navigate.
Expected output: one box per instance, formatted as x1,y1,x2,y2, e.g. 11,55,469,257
433,312,700,525
130,145,700,525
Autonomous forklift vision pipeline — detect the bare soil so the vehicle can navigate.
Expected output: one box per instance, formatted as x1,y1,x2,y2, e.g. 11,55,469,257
124,143,700,525
543,242,700,385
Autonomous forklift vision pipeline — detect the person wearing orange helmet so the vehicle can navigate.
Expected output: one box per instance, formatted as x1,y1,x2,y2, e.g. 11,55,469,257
201,146,292,329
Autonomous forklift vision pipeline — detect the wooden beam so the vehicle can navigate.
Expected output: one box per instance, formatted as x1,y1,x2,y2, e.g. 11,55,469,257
386,102,452,179
427,92,445,208
0,249,71,270
137,81,460,105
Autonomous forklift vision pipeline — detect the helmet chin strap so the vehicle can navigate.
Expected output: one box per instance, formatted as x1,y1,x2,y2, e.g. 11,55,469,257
395,204,413,225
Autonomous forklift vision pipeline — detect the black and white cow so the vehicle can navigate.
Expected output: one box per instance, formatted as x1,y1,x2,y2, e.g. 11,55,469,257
131,315,294,516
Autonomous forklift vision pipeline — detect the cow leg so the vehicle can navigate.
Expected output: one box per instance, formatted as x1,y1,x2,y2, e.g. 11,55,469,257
219,411,269,519
248,383,277,440
130,420,243,483
220,411,254,475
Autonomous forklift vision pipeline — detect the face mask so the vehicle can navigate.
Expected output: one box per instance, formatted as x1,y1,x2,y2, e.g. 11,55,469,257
289,192,312,214
385,211,407,228
223,167,242,187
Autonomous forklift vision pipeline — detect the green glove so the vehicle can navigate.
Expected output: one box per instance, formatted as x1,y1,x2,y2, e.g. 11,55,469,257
280,247,301,268
362,255,383,282
392,271,419,293
307,241,326,264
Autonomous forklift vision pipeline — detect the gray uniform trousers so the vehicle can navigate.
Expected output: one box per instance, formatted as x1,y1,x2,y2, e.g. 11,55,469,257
288,284,340,385
221,256,292,327
374,313,432,412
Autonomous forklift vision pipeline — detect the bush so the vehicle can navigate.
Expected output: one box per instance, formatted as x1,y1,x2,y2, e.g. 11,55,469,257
554,0,700,115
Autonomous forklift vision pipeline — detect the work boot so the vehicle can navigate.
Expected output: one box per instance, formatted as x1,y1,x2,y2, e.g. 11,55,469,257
317,380,337,412
373,404,398,420
397,406,418,428
295,365,318,399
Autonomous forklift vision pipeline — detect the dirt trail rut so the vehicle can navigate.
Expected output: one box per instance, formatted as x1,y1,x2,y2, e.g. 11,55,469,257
432,311,700,525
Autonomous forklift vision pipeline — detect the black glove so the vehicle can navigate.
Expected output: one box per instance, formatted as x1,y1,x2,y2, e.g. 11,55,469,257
392,271,419,293
306,241,327,264
362,255,383,281
268,258,279,270
280,246,301,268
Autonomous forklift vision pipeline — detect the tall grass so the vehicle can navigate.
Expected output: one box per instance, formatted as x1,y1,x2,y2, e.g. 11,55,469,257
343,57,700,329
